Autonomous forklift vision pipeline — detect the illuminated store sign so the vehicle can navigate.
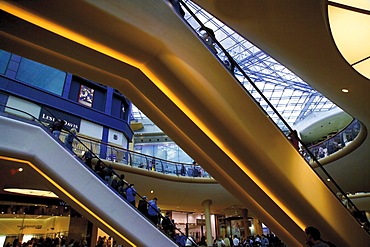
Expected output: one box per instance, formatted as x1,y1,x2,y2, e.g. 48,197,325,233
39,108,80,131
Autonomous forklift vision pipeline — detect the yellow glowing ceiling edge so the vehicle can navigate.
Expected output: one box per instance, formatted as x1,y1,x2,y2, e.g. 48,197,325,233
0,2,141,68
0,2,305,230
141,69,306,231
0,156,136,247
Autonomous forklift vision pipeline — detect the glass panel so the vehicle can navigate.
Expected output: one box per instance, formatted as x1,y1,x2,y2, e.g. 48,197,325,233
0,50,11,74
16,58,66,95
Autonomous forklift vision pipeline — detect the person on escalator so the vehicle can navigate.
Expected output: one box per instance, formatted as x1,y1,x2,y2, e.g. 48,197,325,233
82,150,94,169
199,26,218,55
117,174,128,195
148,197,159,226
103,165,114,185
110,175,119,191
287,130,300,151
50,119,65,139
94,160,105,179
223,59,235,75
138,196,148,216
126,184,137,207
161,211,174,237
64,128,77,152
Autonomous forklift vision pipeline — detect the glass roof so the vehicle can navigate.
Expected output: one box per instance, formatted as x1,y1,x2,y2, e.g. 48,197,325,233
131,0,339,130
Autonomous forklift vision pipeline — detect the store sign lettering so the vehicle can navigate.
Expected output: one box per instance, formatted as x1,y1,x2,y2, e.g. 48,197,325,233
41,113,79,130
18,225,42,230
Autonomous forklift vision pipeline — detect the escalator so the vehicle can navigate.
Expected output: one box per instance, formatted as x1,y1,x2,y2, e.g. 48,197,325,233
0,113,177,247
1,0,369,246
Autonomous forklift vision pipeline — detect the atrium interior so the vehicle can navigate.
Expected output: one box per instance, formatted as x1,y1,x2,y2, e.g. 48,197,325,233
0,0,369,246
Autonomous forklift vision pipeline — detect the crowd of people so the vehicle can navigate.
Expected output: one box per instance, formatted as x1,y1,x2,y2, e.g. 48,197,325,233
5,237,89,247
49,118,170,234
210,234,282,247
47,120,337,247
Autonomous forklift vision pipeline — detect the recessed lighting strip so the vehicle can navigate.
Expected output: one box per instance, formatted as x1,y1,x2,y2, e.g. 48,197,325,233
1,1,305,231
141,68,306,231
0,156,136,247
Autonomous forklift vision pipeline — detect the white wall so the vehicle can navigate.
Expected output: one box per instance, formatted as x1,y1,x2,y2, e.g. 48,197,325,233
6,95,41,120
108,128,128,148
79,119,103,140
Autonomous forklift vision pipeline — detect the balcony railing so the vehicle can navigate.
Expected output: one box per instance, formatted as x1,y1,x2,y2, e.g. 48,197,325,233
303,119,361,162
60,133,212,179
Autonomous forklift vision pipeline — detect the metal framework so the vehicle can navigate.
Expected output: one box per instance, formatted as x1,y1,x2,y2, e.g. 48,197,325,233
131,0,338,129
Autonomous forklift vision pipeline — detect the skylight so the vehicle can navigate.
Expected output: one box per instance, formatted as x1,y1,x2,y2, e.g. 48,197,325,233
132,0,340,131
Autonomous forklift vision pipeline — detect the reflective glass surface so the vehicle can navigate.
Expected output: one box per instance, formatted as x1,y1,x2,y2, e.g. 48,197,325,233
16,58,66,96
131,1,339,131
0,50,11,75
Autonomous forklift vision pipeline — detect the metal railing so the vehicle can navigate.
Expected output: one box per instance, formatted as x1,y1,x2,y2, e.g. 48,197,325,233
60,133,212,179
0,104,192,245
302,119,361,162
173,0,369,233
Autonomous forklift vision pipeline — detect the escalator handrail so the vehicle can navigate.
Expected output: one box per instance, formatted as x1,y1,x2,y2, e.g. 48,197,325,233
175,0,363,224
0,103,190,243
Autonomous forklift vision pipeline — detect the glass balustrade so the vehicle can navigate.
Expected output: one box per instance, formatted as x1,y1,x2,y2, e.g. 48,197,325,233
0,105,191,245
175,0,369,232
303,119,361,161
61,133,212,179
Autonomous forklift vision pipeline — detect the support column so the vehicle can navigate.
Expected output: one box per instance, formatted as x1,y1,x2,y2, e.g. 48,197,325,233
90,224,98,247
202,199,212,247
241,208,250,237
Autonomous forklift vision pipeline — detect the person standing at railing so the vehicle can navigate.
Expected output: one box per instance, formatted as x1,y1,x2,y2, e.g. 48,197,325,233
318,146,325,159
180,164,186,176
126,184,137,207
64,128,77,152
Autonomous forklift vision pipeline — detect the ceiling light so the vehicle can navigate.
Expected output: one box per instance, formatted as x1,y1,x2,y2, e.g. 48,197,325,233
341,88,349,93
4,188,58,198
18,167,24,172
